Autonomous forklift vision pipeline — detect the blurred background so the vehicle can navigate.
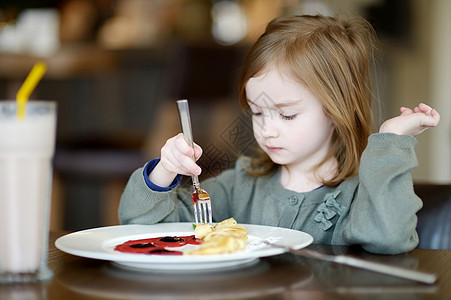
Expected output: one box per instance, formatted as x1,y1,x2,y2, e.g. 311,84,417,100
0,0,449,231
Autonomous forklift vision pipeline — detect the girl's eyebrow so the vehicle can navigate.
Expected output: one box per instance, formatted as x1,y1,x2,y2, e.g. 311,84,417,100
276,100,302,108
248,99,302,108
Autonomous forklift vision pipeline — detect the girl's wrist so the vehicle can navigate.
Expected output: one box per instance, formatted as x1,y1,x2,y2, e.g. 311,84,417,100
379,122,405,136
148,161,178,188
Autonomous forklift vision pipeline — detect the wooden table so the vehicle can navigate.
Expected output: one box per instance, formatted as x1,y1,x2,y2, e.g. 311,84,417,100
1,232,450,299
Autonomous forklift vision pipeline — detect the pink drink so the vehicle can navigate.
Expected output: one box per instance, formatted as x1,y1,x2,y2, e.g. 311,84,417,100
0,101,56,282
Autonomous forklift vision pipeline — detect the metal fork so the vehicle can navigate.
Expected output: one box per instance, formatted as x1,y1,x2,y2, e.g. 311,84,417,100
177,99,213,224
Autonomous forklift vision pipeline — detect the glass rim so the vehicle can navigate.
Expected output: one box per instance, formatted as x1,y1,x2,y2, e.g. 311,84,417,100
0,100,56,106
0,101,57,119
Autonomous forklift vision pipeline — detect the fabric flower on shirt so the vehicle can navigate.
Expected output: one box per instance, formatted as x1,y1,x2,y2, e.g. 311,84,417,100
314,190,345,230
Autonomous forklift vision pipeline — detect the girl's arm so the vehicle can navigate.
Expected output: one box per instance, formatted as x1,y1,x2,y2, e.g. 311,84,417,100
342,133,422,254
342,104,440,254
119,133,204,224
118,158,244,225
118,163,194,225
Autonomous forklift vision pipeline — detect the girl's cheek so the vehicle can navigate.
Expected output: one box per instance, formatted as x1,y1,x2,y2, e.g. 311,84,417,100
252,122,267,141
252,118,263,132
252,124,262,140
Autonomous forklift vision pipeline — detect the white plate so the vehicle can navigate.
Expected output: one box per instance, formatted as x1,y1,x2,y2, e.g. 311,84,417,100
55,223,313,271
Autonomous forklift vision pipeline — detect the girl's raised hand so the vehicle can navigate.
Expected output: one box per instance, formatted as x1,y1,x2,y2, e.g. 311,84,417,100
379,103,440,136
160,133,203,176
148,133,203,187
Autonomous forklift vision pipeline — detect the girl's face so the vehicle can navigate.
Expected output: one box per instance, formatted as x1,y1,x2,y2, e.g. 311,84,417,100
245,67,335,172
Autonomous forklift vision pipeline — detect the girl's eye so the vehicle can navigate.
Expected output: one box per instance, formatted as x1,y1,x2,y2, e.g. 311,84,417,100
251,111,262,117
280,113,297,120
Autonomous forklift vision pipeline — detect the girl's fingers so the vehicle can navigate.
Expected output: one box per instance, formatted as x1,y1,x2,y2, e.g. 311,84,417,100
413,105,423,114
174,133,195,157
160,141,181,173
160,134,202,176
418,102,431,110
414,104,440,128
400,107,413,116
193,142,203,160
405,103,439,121
416,103,433,114
431,108,440,120
174,133,202,175
424,109,441,127
178,153,201,175
415,103,440,125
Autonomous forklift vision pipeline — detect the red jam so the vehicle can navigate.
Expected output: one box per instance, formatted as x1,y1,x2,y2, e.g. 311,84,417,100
191,191,200,205
114,235,202,255
191,188,209,205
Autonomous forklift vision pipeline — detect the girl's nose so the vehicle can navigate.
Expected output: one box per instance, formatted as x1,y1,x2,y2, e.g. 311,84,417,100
258,114,278,138
261,125,278,138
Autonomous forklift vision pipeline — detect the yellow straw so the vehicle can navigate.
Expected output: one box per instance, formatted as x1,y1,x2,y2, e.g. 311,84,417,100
16,62,47,119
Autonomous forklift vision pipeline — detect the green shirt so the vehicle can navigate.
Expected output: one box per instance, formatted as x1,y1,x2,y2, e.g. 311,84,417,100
119,133,422,254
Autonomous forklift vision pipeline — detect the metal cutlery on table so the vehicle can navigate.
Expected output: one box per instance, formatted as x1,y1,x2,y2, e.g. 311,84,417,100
264,241,437,284
177,99,213,224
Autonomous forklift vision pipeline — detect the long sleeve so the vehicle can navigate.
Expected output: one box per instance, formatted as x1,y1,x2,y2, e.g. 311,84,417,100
341,133,422,254
118,164,194,225
118,159,259,225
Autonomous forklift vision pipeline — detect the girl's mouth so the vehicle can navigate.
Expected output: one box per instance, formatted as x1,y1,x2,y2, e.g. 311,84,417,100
266,146,283,152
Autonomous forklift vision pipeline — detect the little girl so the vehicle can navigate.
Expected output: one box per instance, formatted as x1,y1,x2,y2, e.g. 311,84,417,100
119,15,440,254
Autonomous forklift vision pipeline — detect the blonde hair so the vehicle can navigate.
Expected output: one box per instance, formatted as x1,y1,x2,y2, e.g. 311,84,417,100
238,15,377,186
